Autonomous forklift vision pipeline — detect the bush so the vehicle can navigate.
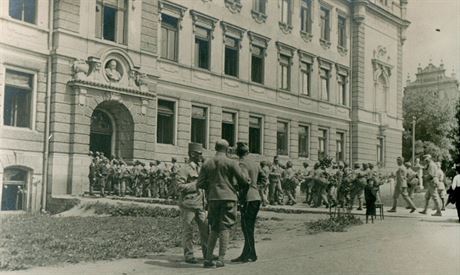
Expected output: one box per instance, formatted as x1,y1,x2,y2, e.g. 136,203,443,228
305,215,363,234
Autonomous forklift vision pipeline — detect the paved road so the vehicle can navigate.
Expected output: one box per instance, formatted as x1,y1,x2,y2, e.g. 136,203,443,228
4,213,459,275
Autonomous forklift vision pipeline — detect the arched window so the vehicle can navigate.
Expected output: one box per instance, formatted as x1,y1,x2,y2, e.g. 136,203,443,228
2,168,28,211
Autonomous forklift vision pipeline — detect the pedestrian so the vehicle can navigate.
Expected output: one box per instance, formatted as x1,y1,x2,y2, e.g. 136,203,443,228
388,157,417,213
88,151,96,196
169,157,179,199
282,161,298,205
350,163,364,210
435,162,447,211
118,161,128,197
405,162,418,201
364,174,379,224
197,139,249,268
419,155,442,216
446,164,460,222
258,161,270,206
299,162,313,204
176,143,209,264
268,156,284,205
231,142,262,263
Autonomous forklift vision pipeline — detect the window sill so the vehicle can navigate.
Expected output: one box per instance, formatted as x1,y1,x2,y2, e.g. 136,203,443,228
251,10,267,24
1,125,37,133
299,93,311,99
92,37,128,48
249,81,266,88
223,74,239,80
319,38,331,49
337,46,348,56
300,31,313,42
278,88,291,94
278,22,293,34
2,16,48,33
159,57,179,64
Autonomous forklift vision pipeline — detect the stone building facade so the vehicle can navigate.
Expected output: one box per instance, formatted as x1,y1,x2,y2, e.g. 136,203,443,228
0,0,408,211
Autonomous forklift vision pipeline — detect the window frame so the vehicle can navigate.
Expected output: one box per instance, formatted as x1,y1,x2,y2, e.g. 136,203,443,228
320,68,330,101
336,131,345,162
377,136,385,166
2,67,37,130
221,110,238,147
300,62,312,96
318,128,328,160
279,54,291,91
8,0,37,25
194,26,212,70
190,104,209,149
248,31,270,85
224,36,240,77
249,114,264,155
298,124,310,158
300,0,312,34
95,0,128,44
160,13,179,62
337,15,347,49
276,120,289,156
156,98,177,145
319,6,331,42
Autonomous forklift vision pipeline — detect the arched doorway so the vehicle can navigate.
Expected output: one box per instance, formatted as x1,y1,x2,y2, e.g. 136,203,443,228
90,109,113,158
89,101,134,161
2,167,28,211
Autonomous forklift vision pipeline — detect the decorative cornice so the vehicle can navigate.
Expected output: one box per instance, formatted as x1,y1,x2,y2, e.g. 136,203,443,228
279,22,293,34
68,80,155,99
251,10,267,24
190,10,218,30
298,50,316,65
366,1,410,28
337,46,348,56
300,31,313,43
224,0,242,14
276,41,296,57
248,31,270,49
159,0,187,18
319,38,331,49
221,21,246,40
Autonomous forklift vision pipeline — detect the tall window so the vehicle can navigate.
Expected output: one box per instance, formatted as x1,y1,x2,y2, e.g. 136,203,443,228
96,0,127,44
298,125,310,158
280,0,292,25
224,36,239,77
194,26,211,70
253,0,266,14
277,121,289,155
222,111,236,147
320,7,330,41
320,68,330,101
9,0,36,24
249,116,262,154
279,54,291,91
300,0,312,33
336,132,344,161
338,74,347,106
3,70,33,128
338,16,347,48
318,128,328,160
251,45,265,84
157,99,175,144
301,62,311,96
161,14,178,61
191,106,208,148
377,137,384,165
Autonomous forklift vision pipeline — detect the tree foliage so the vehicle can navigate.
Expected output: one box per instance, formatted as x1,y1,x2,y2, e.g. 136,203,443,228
449,98,460,164
402,89,455,161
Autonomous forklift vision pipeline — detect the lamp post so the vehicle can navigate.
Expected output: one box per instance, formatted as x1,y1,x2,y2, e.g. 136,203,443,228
412,116,416,165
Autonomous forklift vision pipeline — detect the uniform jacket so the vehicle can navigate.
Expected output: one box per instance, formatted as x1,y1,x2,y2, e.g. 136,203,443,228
395,165,407,188
197,152,249,201
238,158,262,202
269,164,283,183
176,161,203,209
423,161,438,188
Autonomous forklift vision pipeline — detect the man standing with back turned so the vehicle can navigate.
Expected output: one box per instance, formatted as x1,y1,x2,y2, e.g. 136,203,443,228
197,139,249,268
176,143,209,264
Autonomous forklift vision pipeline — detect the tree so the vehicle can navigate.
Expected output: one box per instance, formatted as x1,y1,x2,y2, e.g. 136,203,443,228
447,97,460,176
402,89,455,162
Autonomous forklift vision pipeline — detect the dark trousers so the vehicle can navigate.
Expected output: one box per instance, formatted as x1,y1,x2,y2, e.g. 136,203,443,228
456,202,460,222
239,201,261,260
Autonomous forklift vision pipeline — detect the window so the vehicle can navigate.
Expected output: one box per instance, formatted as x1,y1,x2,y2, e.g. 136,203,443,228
222,111,236,147
251,45,265,84
2,168,28,211
161,14,179,61
191,106,207,148
249,116,262,154
320,7,330,41
194,26,211,70
301,62,311,96
157,99,175,144
3,70,33,128
253,0,266,14
300,0,312,33
320,68,330,101
224,36,239,77
338,74,347,106
377,137,384,165
280,0,292,25
9,0,36,24
338,16,347,48
298,125,310,158
279,54,291,91
277,121,289,155
96,0,127,44
336,132,344,161
318,128,328,160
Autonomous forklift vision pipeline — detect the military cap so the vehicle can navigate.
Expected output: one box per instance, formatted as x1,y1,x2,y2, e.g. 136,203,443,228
236,142,249,154
215,139,229,151
188,142,203,154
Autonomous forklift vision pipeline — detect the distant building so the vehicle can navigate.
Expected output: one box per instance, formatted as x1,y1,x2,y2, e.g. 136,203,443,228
0,0,409,211
405,62,460,111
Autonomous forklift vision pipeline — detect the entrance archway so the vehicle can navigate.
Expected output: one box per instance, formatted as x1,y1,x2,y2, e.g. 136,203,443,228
2,167,29,211
89,101,134,161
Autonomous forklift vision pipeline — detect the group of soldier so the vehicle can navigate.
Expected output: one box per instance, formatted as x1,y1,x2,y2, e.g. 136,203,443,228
87,151,180,198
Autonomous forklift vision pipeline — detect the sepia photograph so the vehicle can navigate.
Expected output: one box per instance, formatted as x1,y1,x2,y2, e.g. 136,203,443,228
0,0,459,274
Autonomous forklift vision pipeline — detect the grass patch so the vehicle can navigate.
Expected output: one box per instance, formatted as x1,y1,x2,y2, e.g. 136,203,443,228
83,201,181,218
305,215,363,234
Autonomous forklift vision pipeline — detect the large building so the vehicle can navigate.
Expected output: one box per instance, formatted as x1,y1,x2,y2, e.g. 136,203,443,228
0,0,409,212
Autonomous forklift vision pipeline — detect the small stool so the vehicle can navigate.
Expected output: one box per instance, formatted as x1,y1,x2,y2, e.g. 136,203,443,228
375,202,384,220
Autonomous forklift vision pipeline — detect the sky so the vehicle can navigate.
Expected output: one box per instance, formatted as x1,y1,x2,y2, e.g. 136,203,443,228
403,0,460,83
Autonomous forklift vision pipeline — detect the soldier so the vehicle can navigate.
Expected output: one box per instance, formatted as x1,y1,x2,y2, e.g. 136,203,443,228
435,162,447,211
148,161,159,198
168,157,180,199
197,139,249,268
118,160,129,197
299,162,313,204
388,157,417,213
311,163,329,208
350,163,365,210
405,162,418,201
176,143,209,264
97,157,109,197
88,151,97,196
157,161,169,198
419,155,442,216
268,156,284,205
140,162,149,197
258,161,270,206
413,157,423,190
338,162,354,209
232,142,262,263
282,161,298,205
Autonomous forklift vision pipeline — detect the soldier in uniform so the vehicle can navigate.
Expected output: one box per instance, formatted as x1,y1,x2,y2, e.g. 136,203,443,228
350,163,365,210
176,143,209,264
268,156,284,205
258,161,270,206
435,162,447,211
419,155,442,216
197,139,249,268
118,160,129,197
282,161,298,205
388,157,417,213
88,151,97,196
168,157,180,199
405,162,418,202
232,142,262,263
148,161,159,198
97,157,109,197
299,162,313,204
